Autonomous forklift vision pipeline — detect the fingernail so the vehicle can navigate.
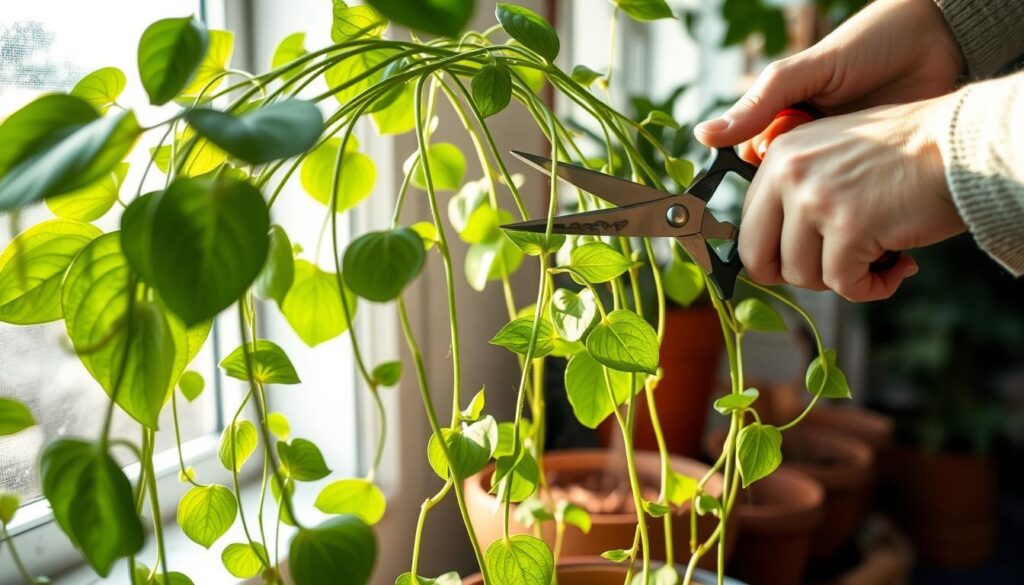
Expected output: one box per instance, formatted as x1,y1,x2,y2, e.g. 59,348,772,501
696,117,730,134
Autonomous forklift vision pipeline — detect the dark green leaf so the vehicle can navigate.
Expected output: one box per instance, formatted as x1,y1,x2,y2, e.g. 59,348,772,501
218,420,258,471
484,534,553,585
148,176,270,325
427,416,498,480
695,494,721,517
805,348,852,399
735,297,787,332
372,361,402,387
564,351,642,428
713,388,759,414
278,438,331,481
0,109,140,212
221,339,300,384
0,218,101,324
177,484,237,548
495,4,560,62
549,288,597,342
120,191,159,284
471,63,513,118
254,225,295,305
586,310,660,374
70,67,126,113
736,423,783,487
184,100,324,165
569,242,632,283
315,479,387,525
489,316,555,357
0,397,34,436
40,439,143,575
0,94,98,179
614,0,675,21
364,0,474,38
343,228,425,302
282,260,357,347
0,492,19,524
289,516,376,585
138,16,209,105
221,542,267,579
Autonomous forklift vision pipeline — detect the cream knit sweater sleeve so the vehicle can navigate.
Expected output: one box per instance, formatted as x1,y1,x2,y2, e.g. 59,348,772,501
934,0,1024,275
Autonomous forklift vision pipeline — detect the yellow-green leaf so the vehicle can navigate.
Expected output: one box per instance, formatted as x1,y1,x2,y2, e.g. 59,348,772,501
218,420,258,472
46,162,128,222
70,67,126,113
315,479,386,525
281,260,357,347
300,138,376,213
177,484,237,548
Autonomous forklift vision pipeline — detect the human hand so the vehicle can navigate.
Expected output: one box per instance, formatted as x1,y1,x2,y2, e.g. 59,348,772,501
735,95,967,302
695,0,965,160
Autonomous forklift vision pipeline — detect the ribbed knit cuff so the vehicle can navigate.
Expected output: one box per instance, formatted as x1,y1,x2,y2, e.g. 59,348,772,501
934,0,1024,78
941,77,1024,276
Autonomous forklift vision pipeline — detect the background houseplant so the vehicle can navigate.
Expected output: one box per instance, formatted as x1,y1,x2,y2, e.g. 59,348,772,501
0,1,848,584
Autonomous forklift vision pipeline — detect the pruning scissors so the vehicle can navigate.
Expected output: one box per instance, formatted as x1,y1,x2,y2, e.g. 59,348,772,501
501,103,900,300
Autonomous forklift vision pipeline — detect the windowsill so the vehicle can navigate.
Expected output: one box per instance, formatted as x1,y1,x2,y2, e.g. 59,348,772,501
53,472,310,585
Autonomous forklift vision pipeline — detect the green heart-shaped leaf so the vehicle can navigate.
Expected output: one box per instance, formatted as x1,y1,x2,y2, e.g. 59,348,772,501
484,534,553,585
289,516,376,585
665,469,698,506
489,316,556,357
407,143,467,191
490,450,539,503
465,237,524,291
221,542,267,579
177,484,237,548
0,218,101,324
278,438,331,481
713,388,759,414
300,138,376,212
614,0,675,21
138,16,209,105
662,256,704,307
40,439,144,576
495,4,560,62
343,228,425,302
586,309,660,374
736,423,783,487
282,260,357,347
0,398,34,436
218,420,259,472
221,339,300,385
805,348,852,399
735,297,787,332
70,67,127,113
472,63,513,118
315,478,387,525
503,229,565,257
332,1,388,42
185,99,323,165
372,361,403,387
570,65,603,87
181,29,234,97
428,416,498,480
148,176,270,325
564,351,642,428
46,161,128,222
569,242,632,284
178,371,205,402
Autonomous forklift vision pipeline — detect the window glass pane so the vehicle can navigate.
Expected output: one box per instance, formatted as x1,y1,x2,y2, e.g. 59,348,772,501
0,0,219,508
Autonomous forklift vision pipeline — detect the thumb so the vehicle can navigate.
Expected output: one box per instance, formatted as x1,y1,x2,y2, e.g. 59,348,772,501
695,55,829,148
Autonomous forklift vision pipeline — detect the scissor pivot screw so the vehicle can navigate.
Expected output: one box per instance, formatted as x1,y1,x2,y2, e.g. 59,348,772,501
666,204,689,228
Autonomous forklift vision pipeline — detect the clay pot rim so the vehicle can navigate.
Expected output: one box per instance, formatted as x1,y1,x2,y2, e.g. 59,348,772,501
463,558,741,585
731,466,824,533
803,404,894,451
464,448,724,525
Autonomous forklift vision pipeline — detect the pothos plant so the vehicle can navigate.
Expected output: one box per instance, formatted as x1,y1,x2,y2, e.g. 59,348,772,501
0,1,851,584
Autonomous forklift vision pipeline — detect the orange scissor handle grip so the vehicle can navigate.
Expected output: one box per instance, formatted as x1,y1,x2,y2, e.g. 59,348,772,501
751,102,902,273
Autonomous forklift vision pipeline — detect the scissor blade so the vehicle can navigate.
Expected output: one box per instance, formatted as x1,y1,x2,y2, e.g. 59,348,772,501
501,197,704,238
511,150,670,207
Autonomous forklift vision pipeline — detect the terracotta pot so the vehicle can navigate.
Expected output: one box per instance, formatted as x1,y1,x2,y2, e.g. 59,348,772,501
464,449,737,571
728,466,824,585
600,307,725,457
705,426,873,559
803,404,894,453
888,445,998,566
462,558,743,585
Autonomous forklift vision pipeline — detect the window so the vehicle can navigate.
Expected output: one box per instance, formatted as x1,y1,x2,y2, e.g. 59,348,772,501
0,1,241,580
